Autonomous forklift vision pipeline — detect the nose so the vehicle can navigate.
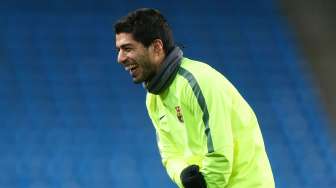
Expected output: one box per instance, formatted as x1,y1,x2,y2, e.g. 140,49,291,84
117,50,127,64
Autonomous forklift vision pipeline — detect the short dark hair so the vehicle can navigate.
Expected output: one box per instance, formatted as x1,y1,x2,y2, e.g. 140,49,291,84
114,8,175,55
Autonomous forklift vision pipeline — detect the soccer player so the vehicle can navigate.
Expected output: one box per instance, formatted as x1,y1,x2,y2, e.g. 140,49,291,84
114,8,275,188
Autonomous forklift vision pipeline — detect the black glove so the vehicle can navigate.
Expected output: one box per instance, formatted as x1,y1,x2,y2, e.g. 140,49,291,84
180,165,207,188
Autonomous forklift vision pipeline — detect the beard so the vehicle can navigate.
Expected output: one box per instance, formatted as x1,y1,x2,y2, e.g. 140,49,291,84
131,54,157,84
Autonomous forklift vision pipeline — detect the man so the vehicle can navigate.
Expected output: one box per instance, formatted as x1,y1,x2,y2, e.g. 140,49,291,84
114,8,275,188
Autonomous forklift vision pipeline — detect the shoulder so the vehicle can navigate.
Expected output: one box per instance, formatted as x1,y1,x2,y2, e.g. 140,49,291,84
178,57,241,105
178,58,225,85
178,57,232,93
146,93,156,111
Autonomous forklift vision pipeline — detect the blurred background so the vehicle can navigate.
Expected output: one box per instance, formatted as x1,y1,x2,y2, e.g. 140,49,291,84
0,0,335,187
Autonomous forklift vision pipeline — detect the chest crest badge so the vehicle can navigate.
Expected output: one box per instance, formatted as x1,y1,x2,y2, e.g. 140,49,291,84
175,106,184,123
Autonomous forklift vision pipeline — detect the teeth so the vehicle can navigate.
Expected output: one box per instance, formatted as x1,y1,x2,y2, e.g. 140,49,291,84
125,64,137,71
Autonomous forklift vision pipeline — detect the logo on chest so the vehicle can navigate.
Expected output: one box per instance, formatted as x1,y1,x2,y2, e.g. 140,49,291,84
175,106,184,123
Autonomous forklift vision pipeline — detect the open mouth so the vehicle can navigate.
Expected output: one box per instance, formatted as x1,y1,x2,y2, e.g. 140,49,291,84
125,64,138,76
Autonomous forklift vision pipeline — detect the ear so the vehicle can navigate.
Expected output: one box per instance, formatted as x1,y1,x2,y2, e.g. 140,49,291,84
152,39,164,55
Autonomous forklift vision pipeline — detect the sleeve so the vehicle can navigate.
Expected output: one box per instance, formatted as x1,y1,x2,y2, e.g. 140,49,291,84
156,129,189,188
183,79,234,188
201,90,234,188
146,94,189,188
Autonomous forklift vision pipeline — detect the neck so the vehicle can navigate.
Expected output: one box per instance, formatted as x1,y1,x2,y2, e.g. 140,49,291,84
144,46,183,94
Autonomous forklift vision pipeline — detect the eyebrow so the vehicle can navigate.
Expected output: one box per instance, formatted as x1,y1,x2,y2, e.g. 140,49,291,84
117,43,133,49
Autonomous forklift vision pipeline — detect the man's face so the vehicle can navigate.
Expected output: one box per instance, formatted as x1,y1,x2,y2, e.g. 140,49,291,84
116,33,157,83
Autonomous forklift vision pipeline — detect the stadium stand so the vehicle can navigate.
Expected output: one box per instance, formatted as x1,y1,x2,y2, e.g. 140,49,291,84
0,0,335,187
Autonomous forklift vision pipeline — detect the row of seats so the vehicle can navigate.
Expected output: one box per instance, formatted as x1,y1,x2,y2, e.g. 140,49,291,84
0,0,335,187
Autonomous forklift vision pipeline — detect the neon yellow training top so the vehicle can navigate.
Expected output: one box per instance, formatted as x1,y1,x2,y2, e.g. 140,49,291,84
146,57,275,188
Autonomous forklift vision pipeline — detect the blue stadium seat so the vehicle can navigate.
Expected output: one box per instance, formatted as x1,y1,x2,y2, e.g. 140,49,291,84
0,0,335,187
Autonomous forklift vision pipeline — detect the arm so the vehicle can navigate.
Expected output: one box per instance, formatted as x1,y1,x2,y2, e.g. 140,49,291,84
181,75,235,188
199,90,234,187
156,128,189,188
146,94,189,188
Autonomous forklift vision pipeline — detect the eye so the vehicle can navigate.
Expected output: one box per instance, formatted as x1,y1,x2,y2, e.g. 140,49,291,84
124,48,132,52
